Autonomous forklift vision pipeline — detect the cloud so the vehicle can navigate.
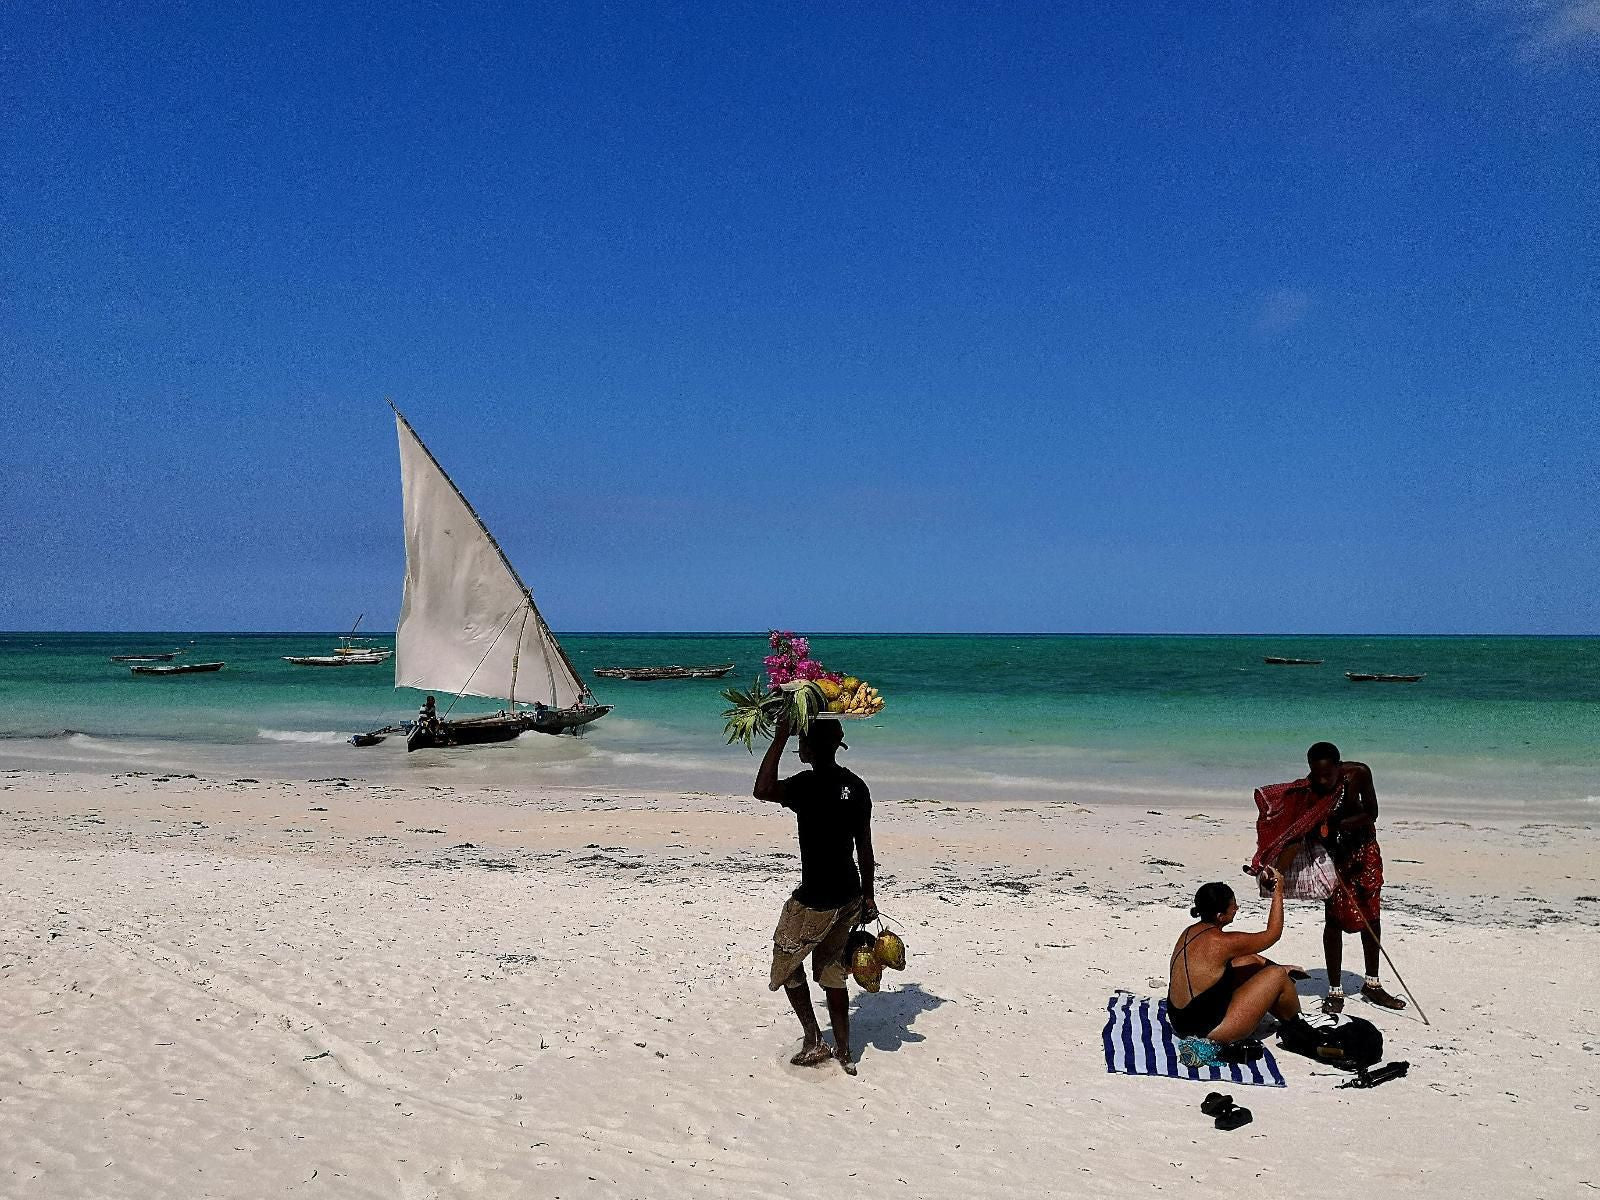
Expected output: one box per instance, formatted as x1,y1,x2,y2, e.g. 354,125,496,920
1516,0,1600,62
1253,288,1313,335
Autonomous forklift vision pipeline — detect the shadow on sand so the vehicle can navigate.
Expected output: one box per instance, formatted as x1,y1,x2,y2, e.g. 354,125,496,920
1302,968,1368,998
851,982,947,1057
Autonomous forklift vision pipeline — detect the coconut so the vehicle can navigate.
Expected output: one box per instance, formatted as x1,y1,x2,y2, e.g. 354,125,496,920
851,944,884,993
875,929,907,971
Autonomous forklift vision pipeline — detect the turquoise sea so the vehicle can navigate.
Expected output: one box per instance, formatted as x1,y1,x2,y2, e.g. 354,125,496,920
2,633,1596,820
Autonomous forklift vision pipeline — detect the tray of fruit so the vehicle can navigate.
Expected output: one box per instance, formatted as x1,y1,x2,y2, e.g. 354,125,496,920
815,676,884,718
721,633,887,748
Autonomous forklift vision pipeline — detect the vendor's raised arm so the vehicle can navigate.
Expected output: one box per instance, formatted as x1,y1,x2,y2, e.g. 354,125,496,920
753,712,792,803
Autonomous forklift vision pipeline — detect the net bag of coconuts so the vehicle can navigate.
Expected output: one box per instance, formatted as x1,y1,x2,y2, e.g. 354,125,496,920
845,917,908,993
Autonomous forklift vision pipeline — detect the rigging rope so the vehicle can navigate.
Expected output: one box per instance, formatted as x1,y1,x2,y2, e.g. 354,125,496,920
442,608,521,719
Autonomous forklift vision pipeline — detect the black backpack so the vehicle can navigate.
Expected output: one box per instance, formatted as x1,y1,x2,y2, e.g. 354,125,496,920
1279,1015,1384,1070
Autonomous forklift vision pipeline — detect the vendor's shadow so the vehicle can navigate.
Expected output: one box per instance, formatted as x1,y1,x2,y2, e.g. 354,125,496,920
851,982,947,1056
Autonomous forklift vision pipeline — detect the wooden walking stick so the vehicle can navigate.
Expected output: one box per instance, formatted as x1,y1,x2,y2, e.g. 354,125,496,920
1332,872,1431,1026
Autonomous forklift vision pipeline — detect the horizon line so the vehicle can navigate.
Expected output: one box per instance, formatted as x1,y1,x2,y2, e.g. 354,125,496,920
3,629,1596,639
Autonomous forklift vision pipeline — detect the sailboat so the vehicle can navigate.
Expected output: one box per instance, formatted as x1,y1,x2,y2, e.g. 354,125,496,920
333,613,393,658
388,406,611,752
284,613,394,666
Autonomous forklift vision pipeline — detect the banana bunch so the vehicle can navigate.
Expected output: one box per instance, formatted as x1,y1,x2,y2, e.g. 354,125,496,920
823,675,884,716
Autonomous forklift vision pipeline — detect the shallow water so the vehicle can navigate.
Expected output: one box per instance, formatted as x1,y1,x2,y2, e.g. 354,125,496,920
2,632,1596,820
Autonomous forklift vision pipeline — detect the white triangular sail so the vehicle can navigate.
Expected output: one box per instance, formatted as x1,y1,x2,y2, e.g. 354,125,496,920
393,411,585,708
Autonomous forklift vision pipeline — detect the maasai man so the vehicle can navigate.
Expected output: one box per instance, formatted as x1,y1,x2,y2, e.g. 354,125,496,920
1305,742,1405,1013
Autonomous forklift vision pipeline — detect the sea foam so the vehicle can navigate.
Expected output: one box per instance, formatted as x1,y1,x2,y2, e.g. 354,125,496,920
257,729,347,745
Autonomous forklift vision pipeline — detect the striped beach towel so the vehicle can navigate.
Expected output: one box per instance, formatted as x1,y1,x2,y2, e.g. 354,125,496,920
1101,992,1286,1087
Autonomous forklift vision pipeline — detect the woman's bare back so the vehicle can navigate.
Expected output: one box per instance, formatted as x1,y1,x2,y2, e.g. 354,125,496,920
1168,923,1229,1008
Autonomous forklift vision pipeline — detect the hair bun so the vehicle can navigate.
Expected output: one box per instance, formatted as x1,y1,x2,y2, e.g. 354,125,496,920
1190,906,1201,917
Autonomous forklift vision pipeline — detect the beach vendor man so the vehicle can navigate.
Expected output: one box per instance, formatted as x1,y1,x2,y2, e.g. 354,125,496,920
1307,742,1406,1013
754,712,877,1075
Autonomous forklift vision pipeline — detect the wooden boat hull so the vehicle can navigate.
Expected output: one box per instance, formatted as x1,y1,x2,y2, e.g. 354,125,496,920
131,661,225,675
284,654,389,666
521,704,614,735
1263,657,1323,666
349,732,388,747
406,713,527,752
592,664,734,681
1345,672,1425,683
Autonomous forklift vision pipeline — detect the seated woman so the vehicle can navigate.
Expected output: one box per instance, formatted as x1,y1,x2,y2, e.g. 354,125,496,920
1167,868,1305,1043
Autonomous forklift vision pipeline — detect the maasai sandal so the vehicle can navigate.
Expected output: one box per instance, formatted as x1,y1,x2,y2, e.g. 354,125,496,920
1200,1092,1234,1117
1320,993,1345,1015
1215,1105,1253,1131
790,1043,833,1067
1361,983,1407,1010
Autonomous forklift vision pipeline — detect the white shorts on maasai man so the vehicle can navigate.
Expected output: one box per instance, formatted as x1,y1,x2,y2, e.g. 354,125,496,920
769,896,862,991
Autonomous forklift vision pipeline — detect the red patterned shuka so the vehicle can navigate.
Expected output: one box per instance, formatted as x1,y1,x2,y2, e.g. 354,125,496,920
1250,778,1341,874
1329,840,1384,933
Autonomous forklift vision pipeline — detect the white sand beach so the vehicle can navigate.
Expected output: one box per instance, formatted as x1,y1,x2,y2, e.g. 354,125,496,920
1,768,1596,1198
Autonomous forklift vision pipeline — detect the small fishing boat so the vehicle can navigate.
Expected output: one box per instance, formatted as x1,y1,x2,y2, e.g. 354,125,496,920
110,650,182,663
1345,672,1426,683
334,645,393,658
332,615,392,657
593,663,736,681
132,661,225,675
284,616,394,665
284,652,391,667
1263,657,1324,666
353,407,613,753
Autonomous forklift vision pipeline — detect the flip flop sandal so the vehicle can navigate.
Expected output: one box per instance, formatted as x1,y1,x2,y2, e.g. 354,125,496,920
1215,1105,1253,1131
1200,1092,1234,1118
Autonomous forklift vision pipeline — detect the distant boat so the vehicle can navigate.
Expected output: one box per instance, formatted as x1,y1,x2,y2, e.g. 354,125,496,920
281,615,394,665
1263,656,1324,666
110,650,182,663
132,661,225,675
593,663,736,681
332,613,392,657
366,406,612,753
284,653,390,667
1346,672,1426,683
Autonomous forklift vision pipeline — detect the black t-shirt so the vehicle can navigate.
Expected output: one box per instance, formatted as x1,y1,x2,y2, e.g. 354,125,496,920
780,766,871,910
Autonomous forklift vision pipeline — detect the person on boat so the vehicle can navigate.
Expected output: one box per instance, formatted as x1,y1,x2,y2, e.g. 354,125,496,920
1167,871,1308,1044
753,712,877,1076
1306,742,1405,1013
416,695,440,735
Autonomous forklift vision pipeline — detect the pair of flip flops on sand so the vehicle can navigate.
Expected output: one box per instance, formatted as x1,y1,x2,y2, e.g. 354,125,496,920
1201,1091,1253,1131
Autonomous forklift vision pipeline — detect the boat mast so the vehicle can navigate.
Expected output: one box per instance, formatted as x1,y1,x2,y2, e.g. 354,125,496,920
390,401,585,705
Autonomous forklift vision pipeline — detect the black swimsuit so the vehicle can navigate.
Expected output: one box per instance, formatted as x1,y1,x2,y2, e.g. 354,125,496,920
1170,930,1238,1038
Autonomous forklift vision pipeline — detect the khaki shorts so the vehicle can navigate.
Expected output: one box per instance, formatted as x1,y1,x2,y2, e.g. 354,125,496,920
769,895,862,991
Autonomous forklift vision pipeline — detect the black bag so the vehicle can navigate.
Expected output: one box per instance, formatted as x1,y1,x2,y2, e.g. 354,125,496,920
1279,1015,1384,1070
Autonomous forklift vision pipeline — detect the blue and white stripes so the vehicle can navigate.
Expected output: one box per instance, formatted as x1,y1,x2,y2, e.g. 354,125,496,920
1101,991,1286,1087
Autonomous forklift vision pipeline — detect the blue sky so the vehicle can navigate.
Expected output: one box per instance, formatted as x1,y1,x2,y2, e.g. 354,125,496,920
2,3,1595,633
